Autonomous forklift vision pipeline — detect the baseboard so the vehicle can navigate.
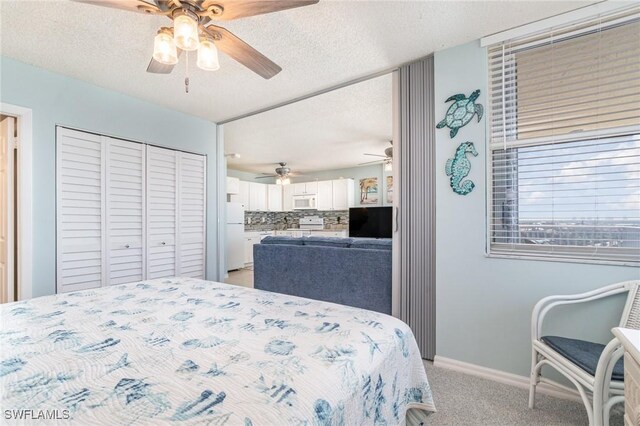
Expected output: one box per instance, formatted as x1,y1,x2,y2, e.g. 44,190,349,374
433,355,582,403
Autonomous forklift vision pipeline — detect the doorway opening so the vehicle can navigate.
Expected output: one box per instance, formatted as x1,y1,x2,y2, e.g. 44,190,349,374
1,114,18,303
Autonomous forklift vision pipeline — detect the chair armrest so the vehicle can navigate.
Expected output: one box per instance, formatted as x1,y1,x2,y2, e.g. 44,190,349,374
531,282,629,341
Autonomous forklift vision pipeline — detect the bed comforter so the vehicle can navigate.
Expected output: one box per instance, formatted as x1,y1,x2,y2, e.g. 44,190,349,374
0,278,435,425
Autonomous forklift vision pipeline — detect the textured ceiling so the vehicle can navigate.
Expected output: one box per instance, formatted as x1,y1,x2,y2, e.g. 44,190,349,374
224,73,392,174
0,0,593,123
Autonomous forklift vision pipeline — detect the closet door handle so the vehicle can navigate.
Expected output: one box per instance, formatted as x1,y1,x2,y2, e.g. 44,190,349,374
395,207,399,233
125,244,130,249
161,241,166,246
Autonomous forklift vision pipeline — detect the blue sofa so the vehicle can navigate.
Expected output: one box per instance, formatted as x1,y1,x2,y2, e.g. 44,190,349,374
253,236,392,314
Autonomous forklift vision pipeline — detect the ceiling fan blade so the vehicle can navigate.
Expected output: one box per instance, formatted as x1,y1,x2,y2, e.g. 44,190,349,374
255,175,278,179
358,160,384,166
146,49,183,74
202,0,319,21
363,153,387,158
202,25,281,79
71,0,162,14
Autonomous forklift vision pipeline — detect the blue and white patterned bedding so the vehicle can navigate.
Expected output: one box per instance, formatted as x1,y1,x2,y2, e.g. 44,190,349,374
0,278,435,425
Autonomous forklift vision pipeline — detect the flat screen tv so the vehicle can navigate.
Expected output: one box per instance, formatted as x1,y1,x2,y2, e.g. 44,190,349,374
349,207,392,239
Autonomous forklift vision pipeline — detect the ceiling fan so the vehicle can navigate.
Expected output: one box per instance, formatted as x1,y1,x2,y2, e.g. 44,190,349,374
359,141,393,171
72,0,319,88
255,162,302,185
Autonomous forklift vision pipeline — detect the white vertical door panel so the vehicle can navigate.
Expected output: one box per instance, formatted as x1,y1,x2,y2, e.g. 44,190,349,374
0,118,14,303
239,181,250,209
146,146,177,279
178,152,206,279
282,184,294,211
267,184,282,211
316,180,333,211
105,138,145,285
56,128,104,293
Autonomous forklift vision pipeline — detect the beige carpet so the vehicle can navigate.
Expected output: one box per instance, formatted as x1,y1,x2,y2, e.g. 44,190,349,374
424,361,624,425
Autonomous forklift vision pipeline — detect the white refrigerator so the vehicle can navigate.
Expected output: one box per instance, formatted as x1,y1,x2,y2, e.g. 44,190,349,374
226,202,245,271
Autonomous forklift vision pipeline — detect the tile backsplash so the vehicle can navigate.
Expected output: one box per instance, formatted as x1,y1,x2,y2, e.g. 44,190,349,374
244,210,349,231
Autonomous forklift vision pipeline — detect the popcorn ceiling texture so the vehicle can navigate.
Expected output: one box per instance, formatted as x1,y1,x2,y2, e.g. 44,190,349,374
244,210,349,231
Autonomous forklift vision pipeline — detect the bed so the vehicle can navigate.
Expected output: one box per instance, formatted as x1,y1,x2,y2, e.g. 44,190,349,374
0,278,435,425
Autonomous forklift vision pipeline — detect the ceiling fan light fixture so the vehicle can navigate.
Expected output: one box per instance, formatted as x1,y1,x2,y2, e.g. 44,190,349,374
384,161,393,172
197,36,220,71
173,10,200,51
153,28,178,65
276,177,291,185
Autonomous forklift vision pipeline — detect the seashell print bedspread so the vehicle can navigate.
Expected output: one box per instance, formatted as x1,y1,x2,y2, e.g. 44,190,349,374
0,278,435,425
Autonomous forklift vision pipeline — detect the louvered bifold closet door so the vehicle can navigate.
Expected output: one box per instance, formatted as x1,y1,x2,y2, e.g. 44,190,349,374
146,146,178,279
105,138,145,285
178,152,206,279
56,128,104,293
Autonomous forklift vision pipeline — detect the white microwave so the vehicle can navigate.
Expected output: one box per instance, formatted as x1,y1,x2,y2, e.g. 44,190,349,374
292,195,316,210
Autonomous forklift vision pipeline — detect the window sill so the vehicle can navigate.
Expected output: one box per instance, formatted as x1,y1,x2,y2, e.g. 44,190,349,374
484,252,639,268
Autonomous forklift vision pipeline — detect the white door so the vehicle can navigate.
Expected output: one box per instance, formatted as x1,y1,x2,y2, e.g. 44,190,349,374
304,181,318,195
316,180,333,211
56,127,104,293
105,138,145,285
178,152,206,279
292,183,306,196
282,184,294,211
146,146,177,279
0,117,14,303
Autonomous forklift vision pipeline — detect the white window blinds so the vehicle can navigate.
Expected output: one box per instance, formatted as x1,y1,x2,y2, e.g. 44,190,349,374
487,7,640,265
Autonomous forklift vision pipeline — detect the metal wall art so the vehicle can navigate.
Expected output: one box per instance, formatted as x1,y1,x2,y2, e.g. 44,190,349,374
437,89,483,138
445,142,478,195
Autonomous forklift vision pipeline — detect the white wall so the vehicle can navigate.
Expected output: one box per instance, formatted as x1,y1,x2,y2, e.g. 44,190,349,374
434,41,638,377
0,57,219,297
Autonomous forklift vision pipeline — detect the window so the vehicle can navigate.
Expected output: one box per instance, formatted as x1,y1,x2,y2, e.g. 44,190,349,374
487,8,640,265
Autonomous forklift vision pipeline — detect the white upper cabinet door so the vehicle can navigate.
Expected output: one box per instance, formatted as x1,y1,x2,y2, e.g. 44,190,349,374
267,184,282,211
146,146,177,280
282,184,294,211
105,138,145,286
239,181,250,209
332,179,354,210
292,183,306,196
304,181,318,195
226,176,240,195
56,127,105,293
249,182,267,211
178,152,206,279
316,180,333,211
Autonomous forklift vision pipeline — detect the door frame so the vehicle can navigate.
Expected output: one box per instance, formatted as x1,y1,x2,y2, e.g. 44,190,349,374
0,103,33,300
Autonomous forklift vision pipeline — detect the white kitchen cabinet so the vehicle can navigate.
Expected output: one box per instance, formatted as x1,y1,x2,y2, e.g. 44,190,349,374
239,181,249,209
226,176,240,195
249,182,267,211
267,184,282,211
293,181,318,196
244,231,273,264
316,180,333,211
282,184,294,211
332,179,355,210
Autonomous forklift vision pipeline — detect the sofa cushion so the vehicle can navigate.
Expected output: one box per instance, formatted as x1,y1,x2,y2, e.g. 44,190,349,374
349,238,393,251
260,236,305,245
304,236,353,248
541,335,624,381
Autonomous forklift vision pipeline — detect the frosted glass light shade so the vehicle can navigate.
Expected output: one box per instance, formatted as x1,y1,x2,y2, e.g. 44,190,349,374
173,13,199,51
384,161,393,172
276,177,291,185
197,38,220,71
153,30,178,65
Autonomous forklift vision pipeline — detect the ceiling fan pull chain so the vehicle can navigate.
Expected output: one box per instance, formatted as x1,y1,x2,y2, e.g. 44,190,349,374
185,51,190,94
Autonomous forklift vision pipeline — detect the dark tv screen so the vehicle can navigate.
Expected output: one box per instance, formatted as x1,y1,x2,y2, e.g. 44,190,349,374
349,207,392,238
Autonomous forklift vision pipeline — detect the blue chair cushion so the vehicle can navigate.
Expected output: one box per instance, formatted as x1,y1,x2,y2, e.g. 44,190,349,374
260,236,305,245
304,236,353,248
541,336,624,381
349,238,392,251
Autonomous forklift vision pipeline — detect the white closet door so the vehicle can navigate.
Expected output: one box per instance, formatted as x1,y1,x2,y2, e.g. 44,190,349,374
178,152,206,279
146,146,178,279
56,128,104,293
105,138,145,285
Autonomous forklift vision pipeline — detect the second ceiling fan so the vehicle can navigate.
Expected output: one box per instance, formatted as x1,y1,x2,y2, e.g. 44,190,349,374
73,0,319,83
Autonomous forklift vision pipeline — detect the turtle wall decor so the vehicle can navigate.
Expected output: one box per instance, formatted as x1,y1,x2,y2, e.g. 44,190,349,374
437,90,483,138
445,141,478,195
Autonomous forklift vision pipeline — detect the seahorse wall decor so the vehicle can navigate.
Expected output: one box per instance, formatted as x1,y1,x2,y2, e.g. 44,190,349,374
445,142,478,195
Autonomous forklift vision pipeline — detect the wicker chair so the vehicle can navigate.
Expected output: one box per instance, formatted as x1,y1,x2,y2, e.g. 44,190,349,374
529,280,640,426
